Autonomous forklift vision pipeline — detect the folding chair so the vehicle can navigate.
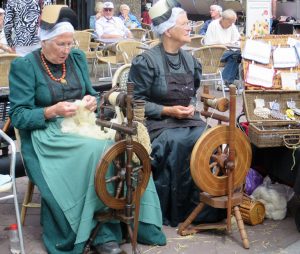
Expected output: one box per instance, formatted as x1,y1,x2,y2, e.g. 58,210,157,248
0,129,25,254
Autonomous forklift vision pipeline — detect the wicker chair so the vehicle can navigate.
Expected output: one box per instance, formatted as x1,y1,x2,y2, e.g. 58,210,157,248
191,20,204,35
116,40,147,64
186,35,204,48
0,54,19,87
95,46,124,82
193,45,228,97
130,28,148,41
73,31,100,75
146,39,160,48
0,54,19,134
112,64,132,91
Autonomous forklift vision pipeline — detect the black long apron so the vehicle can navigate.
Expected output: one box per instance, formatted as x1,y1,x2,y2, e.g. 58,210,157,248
149,47,225,226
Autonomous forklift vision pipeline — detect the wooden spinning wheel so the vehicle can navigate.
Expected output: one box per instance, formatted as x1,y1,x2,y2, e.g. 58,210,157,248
94,140,151,210
84,83,150,254
178,85,251,249
190,125,252,197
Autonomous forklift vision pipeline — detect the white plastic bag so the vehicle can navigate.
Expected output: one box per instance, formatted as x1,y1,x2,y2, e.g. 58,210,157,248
251,176,294,220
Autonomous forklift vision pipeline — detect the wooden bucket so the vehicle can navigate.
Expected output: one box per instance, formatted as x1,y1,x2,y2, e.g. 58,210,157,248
240,194,265,225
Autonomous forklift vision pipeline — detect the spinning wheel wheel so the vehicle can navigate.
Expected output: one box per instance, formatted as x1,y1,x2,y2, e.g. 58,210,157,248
94,140,151,210
191,125,252,196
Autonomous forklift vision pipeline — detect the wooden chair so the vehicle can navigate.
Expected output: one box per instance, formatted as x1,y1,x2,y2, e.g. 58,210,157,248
186,35,204,48
130,28,147,41
116,41,147,64
193,45,228,97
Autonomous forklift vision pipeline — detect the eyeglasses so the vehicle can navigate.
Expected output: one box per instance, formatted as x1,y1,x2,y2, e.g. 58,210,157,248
174,22,191,30
104,8,113,12
52,41,75,50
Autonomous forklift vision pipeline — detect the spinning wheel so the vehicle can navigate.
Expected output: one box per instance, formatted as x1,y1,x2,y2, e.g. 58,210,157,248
191,125,252,197
95,140,151,210
84,83,150,254
178,85,251,249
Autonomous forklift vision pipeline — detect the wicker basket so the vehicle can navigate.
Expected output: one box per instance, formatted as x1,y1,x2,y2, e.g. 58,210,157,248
243,90,300,147
240,194,265,225
241,35,300,90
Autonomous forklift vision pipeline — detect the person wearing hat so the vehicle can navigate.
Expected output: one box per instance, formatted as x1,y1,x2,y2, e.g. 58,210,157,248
95,1,133,39
129,0,226,227
199,4,222,35
9,4,166,254
0,8,13,53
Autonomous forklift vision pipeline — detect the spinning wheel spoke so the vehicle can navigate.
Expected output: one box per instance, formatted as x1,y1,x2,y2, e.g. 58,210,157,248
95,140,151,210
191,125,252,196
223,144,229,154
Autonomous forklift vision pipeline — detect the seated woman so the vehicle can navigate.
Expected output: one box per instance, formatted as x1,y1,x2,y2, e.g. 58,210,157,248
119,4,142,29
129,0,226,227
89,1,103,30
9,5,165,254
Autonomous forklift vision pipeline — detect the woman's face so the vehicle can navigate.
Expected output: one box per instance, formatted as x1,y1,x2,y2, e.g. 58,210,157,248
42,32,74,64
121,7,129,17
168,13,191,45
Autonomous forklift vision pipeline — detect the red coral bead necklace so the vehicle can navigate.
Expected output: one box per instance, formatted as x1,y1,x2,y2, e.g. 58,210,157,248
40,52,67,84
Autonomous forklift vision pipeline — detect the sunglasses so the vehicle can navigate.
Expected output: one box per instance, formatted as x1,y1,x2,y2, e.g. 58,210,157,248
104,8,113,12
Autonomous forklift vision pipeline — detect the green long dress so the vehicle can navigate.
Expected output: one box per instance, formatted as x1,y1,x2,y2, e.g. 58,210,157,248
9,48,165,254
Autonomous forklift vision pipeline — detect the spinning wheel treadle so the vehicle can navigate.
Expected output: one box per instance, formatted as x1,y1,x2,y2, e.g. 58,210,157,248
191,125,252,196
94,140,151,210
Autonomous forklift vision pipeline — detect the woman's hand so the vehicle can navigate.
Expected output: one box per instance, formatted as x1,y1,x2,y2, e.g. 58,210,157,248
162,105,195,119
82,95,97,112
44,101,78,119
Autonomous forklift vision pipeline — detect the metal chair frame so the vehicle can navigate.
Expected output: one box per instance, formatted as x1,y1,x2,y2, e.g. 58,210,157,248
0,129,25,254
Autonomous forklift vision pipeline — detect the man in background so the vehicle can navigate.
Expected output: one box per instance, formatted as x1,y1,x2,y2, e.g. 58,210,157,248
95,1,133,39
204,9,241,88
199,4,222,35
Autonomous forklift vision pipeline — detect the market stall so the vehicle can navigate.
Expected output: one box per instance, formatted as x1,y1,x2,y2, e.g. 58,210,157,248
240,34,300,198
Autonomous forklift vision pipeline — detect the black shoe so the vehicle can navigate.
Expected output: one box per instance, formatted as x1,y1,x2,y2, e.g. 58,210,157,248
95,241,122,254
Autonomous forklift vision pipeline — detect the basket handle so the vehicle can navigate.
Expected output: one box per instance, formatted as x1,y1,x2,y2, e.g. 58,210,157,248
283,134,300,149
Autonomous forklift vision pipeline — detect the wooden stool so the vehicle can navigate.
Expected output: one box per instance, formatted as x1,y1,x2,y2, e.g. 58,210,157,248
21,179,41,225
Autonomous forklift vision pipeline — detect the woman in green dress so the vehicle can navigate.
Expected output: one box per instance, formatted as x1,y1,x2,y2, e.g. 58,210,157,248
9,5,165,254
